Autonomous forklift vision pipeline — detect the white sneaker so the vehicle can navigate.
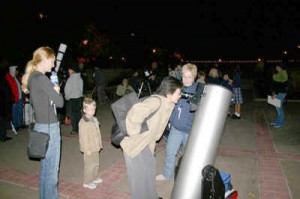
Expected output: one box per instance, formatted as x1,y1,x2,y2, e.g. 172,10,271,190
93,178,103,184
83,182,97,189
156,174,167,181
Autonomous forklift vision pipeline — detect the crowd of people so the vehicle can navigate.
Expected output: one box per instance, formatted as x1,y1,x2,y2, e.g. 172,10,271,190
0,45,291,199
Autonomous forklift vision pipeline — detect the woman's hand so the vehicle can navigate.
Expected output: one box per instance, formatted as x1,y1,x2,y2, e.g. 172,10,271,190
53,85,60,93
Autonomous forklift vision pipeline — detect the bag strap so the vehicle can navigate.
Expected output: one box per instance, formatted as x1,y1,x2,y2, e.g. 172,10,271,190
143,95,162,121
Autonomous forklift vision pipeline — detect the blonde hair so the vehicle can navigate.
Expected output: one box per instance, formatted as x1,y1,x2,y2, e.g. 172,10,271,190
198,70,206,78
83,97,96,110
208,68,219,78
22,46,55,94
181,63,198,78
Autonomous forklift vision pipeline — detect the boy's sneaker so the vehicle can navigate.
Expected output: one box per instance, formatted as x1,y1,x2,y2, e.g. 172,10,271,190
273,125,282,128
270,122,277,126
93,178,103,184
156,174,167,181
83,182,97,189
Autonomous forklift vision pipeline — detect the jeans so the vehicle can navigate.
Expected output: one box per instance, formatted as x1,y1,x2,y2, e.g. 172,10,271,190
274,93,286,126
34,122,61,199
0,117,8,141
12,99,23,128
163,126,189,179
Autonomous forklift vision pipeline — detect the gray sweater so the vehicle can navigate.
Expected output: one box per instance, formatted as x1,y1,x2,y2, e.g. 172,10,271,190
64,73,83,100
29,71,64,124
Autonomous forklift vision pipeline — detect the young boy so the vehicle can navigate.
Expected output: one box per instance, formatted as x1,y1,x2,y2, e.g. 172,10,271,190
79,97,103,189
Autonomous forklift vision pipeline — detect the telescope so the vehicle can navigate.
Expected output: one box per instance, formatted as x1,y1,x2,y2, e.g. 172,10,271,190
55,43,67,72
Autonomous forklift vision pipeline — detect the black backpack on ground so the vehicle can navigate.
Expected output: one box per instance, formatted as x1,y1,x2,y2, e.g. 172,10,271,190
202,165,225,199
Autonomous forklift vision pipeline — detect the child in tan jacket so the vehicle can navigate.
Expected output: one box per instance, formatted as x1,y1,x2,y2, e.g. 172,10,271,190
79,97,103,189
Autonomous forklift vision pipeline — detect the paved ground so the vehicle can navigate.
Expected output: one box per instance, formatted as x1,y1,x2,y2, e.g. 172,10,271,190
0,89,300,199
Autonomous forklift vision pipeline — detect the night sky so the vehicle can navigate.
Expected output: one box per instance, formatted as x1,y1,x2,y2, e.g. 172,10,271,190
1,0,300,64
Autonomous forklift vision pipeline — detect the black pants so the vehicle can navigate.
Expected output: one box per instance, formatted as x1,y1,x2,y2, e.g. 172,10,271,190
0,116,8,141
69,98,82,133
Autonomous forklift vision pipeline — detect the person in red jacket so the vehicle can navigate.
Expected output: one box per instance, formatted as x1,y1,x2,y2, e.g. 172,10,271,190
5,66,23,131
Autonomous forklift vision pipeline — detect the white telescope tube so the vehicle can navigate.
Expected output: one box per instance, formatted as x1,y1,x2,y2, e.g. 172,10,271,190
55,43,67,72
171,84,233,199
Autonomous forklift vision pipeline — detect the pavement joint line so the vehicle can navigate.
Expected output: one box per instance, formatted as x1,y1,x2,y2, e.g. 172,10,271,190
255,110,293,199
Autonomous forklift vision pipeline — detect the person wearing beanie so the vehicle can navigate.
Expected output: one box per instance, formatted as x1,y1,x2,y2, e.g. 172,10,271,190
5,65,24,131
64,64,83,134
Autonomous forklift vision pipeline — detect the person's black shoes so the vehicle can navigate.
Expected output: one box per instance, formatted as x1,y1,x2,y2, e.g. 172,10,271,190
0,137,12,142
231,114,241,119
158,197,163,199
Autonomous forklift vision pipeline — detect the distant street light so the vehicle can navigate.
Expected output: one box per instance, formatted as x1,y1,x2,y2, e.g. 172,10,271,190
82,39,88,45
130,32,136,37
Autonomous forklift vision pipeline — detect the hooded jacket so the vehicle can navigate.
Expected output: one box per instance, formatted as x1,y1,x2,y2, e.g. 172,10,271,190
121,95,175,158
169,82,198,133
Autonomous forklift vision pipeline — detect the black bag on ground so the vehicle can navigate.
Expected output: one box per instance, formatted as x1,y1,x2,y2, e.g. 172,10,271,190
27,130,50,159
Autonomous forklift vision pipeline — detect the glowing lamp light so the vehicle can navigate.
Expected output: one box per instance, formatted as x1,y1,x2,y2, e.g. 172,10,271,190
109,56,113,60
152,48,156,54
283,51,288,55
82,39,88,45
38,13,44,19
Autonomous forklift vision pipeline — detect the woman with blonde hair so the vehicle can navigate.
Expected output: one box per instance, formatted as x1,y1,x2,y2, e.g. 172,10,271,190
157,63,199,181
22,46,64,199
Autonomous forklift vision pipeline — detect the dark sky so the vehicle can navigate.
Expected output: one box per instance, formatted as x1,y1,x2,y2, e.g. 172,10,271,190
1,0,300,63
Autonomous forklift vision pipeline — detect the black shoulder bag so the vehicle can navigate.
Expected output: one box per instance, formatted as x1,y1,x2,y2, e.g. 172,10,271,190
27,98,50,159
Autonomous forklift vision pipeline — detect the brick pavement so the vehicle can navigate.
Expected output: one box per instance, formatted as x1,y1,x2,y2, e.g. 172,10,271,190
0,98,300,198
